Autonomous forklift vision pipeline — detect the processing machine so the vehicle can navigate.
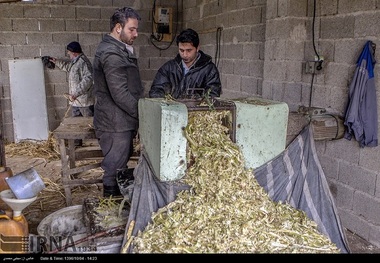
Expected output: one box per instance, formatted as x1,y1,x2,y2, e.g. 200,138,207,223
138,97,289,182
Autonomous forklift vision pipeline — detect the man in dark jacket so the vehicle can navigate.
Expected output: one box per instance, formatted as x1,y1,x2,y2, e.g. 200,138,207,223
149,28,222,99
93,7,144,197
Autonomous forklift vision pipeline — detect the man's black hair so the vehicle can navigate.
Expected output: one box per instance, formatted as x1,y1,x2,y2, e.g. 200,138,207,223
176,28,200,48
110,7,141,31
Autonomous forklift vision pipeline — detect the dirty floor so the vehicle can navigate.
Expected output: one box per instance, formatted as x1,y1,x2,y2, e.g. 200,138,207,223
2,153,380,254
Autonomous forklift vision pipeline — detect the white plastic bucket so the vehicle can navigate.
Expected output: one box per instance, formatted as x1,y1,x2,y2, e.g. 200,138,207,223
37,205,123,253
37,205,89,253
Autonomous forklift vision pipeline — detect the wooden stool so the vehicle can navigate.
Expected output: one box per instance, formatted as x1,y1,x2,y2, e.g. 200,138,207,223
53,117,103,206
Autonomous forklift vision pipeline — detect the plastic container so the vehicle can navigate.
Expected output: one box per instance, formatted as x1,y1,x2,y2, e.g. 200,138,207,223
37,205,123,253
0,211,29,254
0,166,13,191
37,205,86,239
37,205,89,253
0,167,13,210
0,189,37,217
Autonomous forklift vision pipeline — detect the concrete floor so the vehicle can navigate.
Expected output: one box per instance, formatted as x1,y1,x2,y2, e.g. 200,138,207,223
345,229,380,254
4,139,380,254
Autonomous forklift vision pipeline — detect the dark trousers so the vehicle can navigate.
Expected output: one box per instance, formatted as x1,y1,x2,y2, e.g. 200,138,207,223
72,105,94,117
96,130,136,187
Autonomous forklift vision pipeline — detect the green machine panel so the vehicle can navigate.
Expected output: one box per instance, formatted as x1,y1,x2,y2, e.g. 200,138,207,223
233,97,289,170
138,98,188,181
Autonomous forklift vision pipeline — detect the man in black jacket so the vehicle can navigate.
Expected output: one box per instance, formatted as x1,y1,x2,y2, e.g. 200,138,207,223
149,28,222,99
93,7,144,197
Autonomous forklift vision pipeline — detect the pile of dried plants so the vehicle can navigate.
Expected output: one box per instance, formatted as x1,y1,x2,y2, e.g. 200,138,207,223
132,110,341,253
4,132,60,161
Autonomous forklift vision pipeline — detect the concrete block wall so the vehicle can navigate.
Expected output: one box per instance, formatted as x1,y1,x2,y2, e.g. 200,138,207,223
181,0,380,248
268,0,380,248
1,0,380,248
181,0,266,100
0,0,155,141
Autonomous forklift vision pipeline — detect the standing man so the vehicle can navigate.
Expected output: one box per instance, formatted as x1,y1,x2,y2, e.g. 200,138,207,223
149,28,222,99
93,7,144,197
49,41,94,146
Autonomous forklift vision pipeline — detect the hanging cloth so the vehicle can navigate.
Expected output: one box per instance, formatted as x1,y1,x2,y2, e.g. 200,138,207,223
344,40,378,147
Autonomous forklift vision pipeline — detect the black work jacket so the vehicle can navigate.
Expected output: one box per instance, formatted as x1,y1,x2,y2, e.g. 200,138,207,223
93,34,144,132
149,50,222,99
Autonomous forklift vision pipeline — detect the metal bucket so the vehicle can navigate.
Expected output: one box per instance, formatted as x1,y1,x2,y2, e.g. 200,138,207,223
5,168,45,199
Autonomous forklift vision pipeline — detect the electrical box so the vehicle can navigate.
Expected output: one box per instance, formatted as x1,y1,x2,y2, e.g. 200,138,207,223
305,56,324,74
153,7,172,42
305,61,316,74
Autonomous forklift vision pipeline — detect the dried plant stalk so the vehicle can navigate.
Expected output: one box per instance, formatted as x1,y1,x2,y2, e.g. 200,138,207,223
93,197,127,229
5,132,60,161
132,110,341,254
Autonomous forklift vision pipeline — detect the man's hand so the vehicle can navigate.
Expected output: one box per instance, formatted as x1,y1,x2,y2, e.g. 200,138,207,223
69,94,77,102
64,93,76,102
49,57,57,63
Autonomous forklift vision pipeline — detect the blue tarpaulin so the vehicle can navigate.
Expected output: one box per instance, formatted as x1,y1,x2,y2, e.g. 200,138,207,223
122,124,350,253
254,124,350,253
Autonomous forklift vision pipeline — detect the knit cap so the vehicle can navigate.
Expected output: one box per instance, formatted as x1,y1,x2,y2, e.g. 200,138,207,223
67,41,82,53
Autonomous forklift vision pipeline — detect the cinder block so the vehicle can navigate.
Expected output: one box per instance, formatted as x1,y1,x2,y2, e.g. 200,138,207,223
0,33,26,46
91,0,113,7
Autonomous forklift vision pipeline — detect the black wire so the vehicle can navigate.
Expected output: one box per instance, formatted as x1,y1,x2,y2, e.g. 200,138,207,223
309,0,318,107
152,0,157,24
214,27,222,67
309,72,315,108
150,0,179,50
312,0,320,61
150,0,164,42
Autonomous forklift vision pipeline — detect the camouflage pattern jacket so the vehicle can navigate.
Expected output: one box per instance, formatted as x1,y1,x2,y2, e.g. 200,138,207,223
55,54,94,108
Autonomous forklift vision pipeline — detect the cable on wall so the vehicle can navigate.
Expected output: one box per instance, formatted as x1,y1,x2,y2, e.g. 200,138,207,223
309,0,319,107
150,0,179,50
312,0,320,62
214,27,222,68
